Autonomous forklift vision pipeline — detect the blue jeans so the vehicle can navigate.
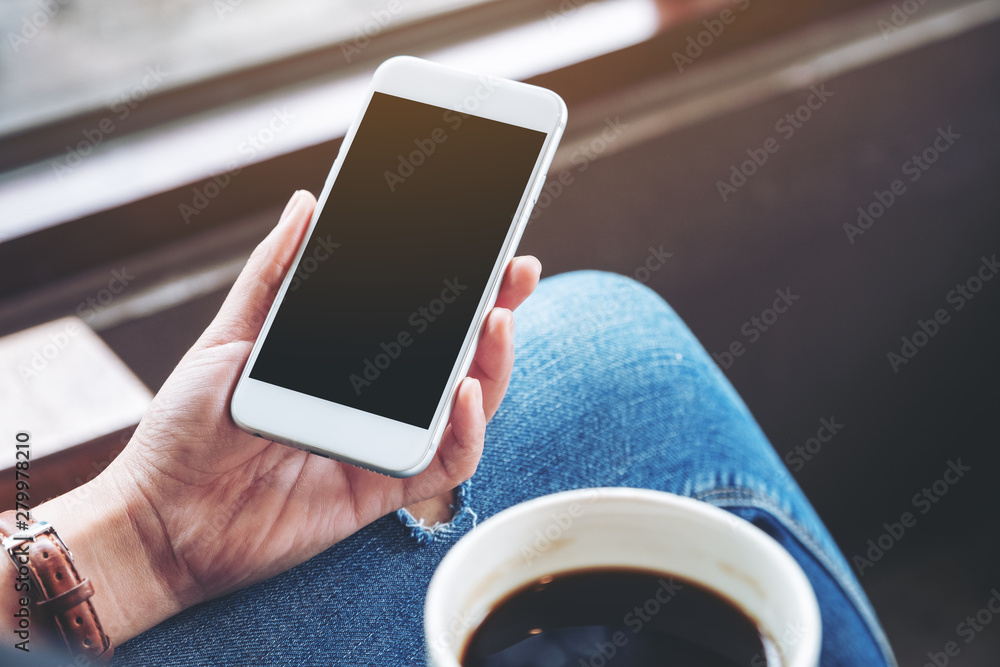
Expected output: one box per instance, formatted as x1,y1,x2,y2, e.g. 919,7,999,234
113,271,897,666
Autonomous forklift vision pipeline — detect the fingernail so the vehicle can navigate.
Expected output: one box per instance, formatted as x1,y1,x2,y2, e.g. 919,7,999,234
492,308,512,333
279,191,303,223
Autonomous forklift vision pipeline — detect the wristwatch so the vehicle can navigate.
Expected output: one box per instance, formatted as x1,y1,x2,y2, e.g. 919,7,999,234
0,511,113,663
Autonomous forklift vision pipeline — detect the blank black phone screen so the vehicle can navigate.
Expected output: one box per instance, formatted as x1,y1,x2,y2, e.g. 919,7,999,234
249,92,546,428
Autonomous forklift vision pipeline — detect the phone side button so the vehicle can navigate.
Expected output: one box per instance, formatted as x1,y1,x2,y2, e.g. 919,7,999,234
531,173,547,205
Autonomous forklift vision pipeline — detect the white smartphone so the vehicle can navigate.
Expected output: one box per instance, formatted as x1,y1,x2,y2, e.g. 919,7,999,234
231,56,566,477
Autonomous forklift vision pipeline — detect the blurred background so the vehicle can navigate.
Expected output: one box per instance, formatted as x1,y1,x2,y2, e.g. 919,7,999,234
1,0,999,663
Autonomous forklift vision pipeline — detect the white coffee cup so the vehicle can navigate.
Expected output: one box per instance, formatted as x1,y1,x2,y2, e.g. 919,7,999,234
425,487,821,667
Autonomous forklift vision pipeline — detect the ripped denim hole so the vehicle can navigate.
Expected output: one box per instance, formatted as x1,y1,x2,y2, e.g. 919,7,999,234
396,479,477,546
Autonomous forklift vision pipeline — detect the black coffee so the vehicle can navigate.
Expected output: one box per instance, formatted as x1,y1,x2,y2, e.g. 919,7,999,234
461,568,772,667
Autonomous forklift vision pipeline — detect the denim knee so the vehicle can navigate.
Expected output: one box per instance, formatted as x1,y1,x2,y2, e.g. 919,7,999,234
515,270,735,400
527,270,682,330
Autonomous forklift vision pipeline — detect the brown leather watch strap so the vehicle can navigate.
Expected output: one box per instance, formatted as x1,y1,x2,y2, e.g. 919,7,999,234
0,511,113,663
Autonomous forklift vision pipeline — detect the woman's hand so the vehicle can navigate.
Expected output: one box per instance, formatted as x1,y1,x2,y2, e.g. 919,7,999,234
32,190,541,644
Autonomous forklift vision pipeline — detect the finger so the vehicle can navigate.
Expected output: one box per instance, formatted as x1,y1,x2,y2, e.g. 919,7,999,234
442,377,485,480
200,191,317,347
468,307,515,422
404,377,485,504
494,256,542,312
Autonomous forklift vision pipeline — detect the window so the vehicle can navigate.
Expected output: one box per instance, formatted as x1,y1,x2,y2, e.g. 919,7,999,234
0,0,660,242
1,0,492,136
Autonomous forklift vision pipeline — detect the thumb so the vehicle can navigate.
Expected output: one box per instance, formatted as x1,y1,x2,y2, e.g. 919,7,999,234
199,190,316,348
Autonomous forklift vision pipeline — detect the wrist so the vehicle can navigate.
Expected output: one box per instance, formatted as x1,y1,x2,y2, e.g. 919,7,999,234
33,465,185,644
